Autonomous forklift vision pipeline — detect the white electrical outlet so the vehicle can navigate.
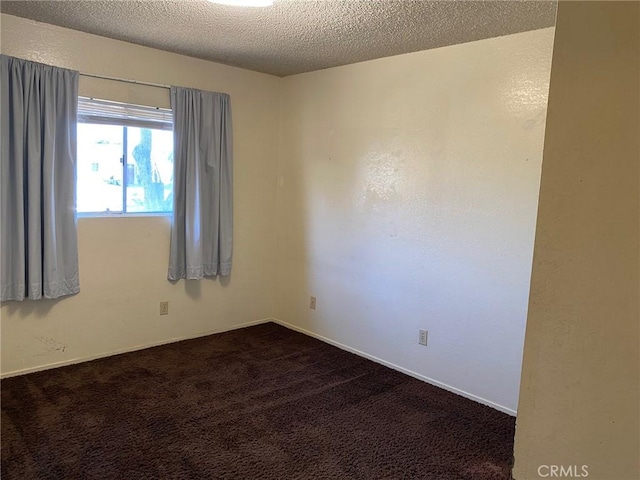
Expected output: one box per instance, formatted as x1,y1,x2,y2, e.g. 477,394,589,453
419,329,428,346
310,296,317,310
160,301,169,315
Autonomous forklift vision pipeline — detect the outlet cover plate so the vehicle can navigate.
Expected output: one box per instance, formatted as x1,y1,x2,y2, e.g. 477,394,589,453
160,301,169,315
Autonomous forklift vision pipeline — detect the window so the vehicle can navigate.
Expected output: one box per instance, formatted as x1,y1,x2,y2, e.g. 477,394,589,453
77,97,173,215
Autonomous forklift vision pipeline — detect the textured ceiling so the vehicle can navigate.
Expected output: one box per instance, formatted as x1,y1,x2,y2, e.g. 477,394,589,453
1,0,557,77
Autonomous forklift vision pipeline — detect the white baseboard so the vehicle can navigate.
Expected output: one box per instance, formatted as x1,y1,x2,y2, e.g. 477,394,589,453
3,317,517,416
271,318,517,417
0,318,273,379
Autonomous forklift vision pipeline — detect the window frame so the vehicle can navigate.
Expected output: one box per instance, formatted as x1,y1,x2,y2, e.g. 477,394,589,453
76,97,174,218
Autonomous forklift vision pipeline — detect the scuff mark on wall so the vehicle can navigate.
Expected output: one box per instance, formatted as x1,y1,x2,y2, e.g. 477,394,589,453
34,336,66,356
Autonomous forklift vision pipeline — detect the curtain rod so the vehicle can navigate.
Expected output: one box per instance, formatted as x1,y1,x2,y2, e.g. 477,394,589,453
80,72,170,90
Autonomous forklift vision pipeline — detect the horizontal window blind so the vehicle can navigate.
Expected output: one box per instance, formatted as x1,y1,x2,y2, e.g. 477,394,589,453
78,97,173,131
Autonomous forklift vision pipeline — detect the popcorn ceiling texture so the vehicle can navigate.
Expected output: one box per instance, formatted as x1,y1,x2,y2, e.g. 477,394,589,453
0,0,556,77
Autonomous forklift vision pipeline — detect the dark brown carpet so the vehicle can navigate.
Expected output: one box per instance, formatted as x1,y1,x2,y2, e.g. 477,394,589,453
2,322,515,480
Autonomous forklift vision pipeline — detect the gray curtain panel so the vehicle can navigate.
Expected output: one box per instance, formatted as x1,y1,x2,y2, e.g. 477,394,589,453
1,55,80,301
168,87,233,280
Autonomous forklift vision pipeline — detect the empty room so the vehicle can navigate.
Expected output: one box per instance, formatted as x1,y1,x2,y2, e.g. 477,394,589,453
1,1,637,479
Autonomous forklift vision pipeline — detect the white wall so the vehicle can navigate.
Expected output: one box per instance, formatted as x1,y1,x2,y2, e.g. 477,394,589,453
1,14,558,418
0,14,281,376
275,28,555,414
514,2,639,478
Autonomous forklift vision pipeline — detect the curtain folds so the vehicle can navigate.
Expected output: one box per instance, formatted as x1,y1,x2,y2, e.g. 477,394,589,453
168,87,233,280
1,55,80,301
